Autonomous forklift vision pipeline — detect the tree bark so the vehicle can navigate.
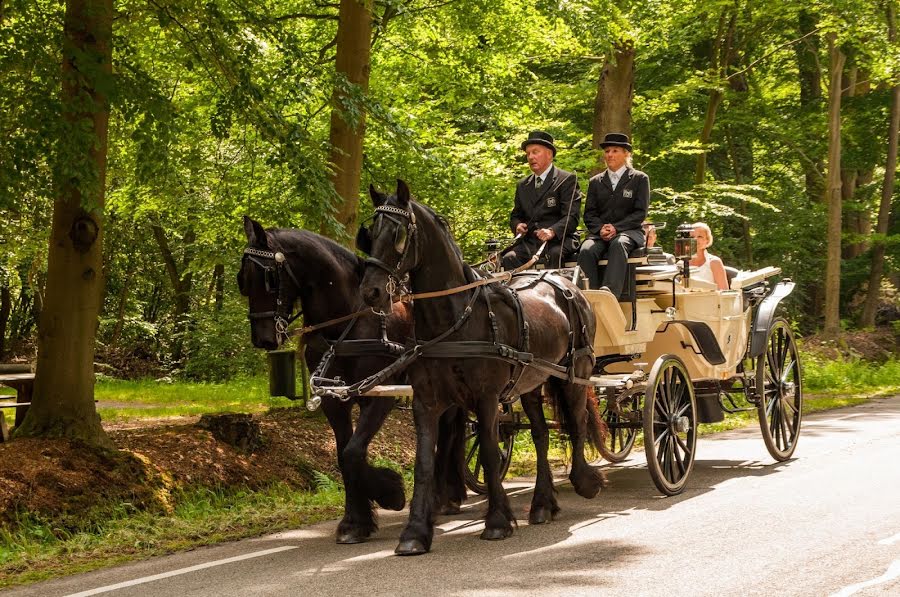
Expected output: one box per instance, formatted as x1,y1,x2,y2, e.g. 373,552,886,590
15,0,113,447
0,283,10,359
795,9,824,203
823,34,846,338
322,0,373,245
695,10,736,186
592,38,635,170
151,225,194,364
860,3,900,327
213,263,224,313
108,271,131,348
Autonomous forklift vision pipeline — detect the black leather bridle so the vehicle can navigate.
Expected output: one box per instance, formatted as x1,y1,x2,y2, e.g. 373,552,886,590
362,204,418,301
241,247,303,344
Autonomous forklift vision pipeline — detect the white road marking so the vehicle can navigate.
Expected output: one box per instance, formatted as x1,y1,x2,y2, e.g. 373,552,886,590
63,546,298,596
878,532,900,545
829,559,900,597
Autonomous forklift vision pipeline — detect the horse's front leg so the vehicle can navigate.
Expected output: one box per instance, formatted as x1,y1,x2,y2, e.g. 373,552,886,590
396,393,442,555
478,398,516,540
321,398,375,544
520,388,558,524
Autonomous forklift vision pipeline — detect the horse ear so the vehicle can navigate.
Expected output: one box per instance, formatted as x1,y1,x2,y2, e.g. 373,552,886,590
396,179,411,207
243,216,268,248
369,184,385,207
355,224,373,255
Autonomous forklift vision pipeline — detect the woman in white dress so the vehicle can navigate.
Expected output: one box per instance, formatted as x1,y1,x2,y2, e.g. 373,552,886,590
689,222,729,290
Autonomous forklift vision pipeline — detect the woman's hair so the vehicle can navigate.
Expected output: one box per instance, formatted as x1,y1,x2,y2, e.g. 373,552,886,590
626,152,633,168
692,222,714,247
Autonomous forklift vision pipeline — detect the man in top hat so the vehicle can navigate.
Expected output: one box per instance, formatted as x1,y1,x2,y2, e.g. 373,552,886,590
577,132,650,295
502,131,582,270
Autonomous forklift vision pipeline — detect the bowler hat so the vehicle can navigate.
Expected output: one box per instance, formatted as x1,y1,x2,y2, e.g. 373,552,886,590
599,132,632,152
521,131,557,155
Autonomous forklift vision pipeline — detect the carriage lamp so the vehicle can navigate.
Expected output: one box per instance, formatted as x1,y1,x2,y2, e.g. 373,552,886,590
674,224,697,286
673,224,696,261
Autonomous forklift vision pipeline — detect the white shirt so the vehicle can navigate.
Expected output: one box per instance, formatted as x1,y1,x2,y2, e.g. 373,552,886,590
608,165,627,190
535,164,553,187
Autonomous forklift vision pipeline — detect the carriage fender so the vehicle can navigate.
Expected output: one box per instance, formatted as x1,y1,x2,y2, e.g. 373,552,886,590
748,280,795,359
663,321,727,366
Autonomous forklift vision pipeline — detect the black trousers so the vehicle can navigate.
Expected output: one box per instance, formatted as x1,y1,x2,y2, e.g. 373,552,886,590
577,234,639,295
501,237,573,271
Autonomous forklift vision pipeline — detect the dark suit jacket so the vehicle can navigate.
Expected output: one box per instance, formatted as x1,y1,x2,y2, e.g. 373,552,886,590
583,167,649,240
509,165,582,244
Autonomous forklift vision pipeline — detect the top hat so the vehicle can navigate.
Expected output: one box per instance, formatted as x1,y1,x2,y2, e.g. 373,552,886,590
599,132,632,151
521,131,557,155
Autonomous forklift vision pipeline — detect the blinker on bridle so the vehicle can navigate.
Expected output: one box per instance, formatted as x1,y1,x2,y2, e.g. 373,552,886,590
242,246,303,343
364,204,418,303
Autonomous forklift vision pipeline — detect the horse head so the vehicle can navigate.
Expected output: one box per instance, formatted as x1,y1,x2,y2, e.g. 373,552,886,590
360,180,421,313
237,215,303,350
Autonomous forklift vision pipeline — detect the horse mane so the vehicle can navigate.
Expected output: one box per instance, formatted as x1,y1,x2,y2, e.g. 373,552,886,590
266,227,362,280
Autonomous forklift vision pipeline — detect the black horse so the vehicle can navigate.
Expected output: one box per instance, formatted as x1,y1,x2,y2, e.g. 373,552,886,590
360,181,606,555
238,216,467,544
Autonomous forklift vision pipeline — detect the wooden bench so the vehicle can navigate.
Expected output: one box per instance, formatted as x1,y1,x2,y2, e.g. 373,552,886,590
0,365,35,442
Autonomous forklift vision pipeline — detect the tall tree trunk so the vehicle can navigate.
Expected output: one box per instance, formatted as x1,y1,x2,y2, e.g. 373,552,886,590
213,263,224,313
15,0,113,447
151,225,194,365
592,38,635,171
823,34,846,338
322,0,373,245
695,10,736,186
0,283,10,359
795,10,824,203
861,3,900,327
725,69,754,265
840,66,875,259
108,271,131,348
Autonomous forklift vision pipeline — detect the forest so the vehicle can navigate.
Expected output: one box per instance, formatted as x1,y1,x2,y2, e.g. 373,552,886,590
0,1,898,442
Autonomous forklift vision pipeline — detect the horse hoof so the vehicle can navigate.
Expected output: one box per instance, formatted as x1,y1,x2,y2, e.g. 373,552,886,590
439,501,461,515
395,539,429,556
529,507,551,525
336,530,368,545
480,527,513,541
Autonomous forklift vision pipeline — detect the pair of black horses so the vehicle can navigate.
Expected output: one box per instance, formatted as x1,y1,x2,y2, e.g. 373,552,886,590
239,181,606,556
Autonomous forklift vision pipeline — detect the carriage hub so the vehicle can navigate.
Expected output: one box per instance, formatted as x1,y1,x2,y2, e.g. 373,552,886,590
673,415,691,433
781,381,796,400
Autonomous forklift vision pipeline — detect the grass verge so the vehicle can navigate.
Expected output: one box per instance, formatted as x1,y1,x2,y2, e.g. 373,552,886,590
0,480,345,589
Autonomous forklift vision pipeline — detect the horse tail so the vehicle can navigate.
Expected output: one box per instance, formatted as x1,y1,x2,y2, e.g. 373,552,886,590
585,386,608,452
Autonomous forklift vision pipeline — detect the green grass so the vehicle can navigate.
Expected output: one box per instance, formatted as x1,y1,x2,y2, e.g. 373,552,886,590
4,375,298,429
803,357,900,395
0,479,346,588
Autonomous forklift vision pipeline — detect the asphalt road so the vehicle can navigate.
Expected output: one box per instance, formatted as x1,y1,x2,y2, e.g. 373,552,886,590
8,396,900,597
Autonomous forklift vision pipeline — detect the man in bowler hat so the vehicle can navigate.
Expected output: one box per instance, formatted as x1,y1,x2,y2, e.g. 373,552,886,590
577,133,650,296
502,131,582,270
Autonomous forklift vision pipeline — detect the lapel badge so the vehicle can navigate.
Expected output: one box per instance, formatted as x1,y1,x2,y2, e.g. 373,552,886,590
623,189,633,199
546,196,557,208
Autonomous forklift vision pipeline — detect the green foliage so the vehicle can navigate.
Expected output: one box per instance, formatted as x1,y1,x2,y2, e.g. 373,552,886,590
2,0,898,377
803,357,900,393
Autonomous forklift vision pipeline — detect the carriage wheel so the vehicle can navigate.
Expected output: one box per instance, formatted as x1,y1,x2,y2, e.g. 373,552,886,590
756,318,802,461
598,387,642,463
464,408,517,495
643,355,697,496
